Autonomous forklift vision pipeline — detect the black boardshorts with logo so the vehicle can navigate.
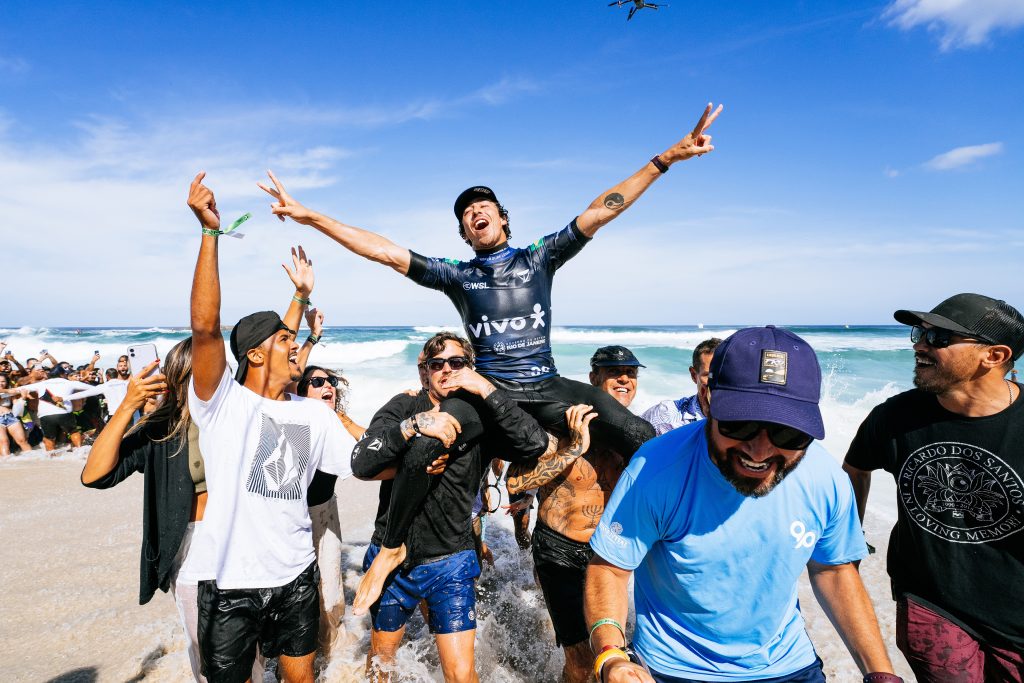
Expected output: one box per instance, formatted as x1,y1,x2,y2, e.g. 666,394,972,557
532,523,594,647
198,562,320,683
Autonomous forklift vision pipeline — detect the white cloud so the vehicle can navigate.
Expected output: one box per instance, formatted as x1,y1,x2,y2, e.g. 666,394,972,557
883,0,1024,49
884,166,901,178
924,142,1003,170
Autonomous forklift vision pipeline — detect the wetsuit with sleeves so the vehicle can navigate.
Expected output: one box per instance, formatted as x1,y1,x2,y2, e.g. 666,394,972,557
351,387,549,563
406,219,655,454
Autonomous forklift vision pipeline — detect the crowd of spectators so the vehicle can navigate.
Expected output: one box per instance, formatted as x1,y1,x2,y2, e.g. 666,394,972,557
0,341,133,455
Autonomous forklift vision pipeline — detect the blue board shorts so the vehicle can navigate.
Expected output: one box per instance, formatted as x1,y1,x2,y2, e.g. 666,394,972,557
362,543,480,635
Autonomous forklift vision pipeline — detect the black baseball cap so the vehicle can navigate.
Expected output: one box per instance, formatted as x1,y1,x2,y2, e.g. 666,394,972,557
590,345,645,368
229,311,292,382
707,326,825,440
894,293,1024,360
454,186,500,220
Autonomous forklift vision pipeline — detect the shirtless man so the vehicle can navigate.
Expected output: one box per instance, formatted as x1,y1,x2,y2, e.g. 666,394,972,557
506,345,644,683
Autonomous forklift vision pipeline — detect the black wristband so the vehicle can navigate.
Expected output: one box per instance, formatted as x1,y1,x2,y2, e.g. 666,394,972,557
864,674,904,683
650,155,669,173
306,334,320,346
411,413,421,434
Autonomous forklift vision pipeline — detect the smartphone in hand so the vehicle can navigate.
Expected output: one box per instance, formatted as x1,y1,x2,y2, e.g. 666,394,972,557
127,344,159,377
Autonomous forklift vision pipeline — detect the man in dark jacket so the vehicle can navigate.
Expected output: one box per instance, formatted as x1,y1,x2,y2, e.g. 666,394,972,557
351,331,550,682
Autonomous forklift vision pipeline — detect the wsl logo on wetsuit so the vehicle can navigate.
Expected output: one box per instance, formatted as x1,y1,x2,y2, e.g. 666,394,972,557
898,441,1024,544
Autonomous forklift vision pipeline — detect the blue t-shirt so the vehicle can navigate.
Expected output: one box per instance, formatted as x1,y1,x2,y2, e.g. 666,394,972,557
590,422,867,681
406,221,589,382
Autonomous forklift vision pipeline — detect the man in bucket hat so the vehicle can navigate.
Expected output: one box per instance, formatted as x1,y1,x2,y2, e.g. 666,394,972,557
585,327,902,683
844,293,1024,682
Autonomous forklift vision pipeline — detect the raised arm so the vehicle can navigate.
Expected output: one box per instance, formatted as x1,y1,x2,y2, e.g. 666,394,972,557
507,405,595,493
281,245,314,335
807,560,898,677
576,102,722,238
187,172,227,400
296,306,324,374
4,351,26,375
81,361,165,486
258,171,412,275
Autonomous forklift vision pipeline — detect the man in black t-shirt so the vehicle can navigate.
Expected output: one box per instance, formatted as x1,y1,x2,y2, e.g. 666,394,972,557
844,293,1024,682
350,332,550,681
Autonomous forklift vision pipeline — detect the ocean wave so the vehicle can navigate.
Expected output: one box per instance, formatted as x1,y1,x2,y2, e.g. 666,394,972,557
551,328,739,348
313,339,413,366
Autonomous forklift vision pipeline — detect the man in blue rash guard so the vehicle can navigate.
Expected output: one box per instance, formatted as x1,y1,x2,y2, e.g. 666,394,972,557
258,102,723,610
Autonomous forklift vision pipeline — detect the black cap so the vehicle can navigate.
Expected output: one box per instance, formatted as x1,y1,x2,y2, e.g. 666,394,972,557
590,345,645,368
229,311,291,382
454,186,500,220
894,293,1024,360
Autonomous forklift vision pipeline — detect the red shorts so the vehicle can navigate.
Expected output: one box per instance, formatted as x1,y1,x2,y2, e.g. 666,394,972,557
897,596,1023,683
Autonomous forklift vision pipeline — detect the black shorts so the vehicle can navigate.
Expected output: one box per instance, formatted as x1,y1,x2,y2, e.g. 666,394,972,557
532,523,594,647
40,412,79,440
198,562,320,683
487,375,655,457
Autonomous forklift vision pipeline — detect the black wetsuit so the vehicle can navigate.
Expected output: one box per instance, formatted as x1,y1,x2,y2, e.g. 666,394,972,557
406,219,655,454
351,388,548,563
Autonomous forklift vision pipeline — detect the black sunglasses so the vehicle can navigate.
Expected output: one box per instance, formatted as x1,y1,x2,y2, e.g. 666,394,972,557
910,325,984,349
308,375,339,388
717,420,814,450
422,356,470,372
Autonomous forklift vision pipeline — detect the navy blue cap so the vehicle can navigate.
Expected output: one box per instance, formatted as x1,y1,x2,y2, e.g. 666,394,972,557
590,345,645,368
454,186,500,219
707,326,824,440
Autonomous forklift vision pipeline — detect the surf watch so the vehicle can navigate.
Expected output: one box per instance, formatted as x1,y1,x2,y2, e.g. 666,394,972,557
863,674,904,682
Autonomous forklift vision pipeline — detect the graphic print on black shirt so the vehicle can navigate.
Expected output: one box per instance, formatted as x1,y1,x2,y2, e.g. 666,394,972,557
845,387,1024,647
406,221,589,382
245,414,312,500
899,440,1023,544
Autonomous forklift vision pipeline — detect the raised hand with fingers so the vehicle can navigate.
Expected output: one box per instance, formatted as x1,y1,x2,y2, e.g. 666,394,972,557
258,170,316,226
661,102,724,165
304,307,324,338
283,245,315,299
566,404,598,458
124,360,167,413
188,171,221,231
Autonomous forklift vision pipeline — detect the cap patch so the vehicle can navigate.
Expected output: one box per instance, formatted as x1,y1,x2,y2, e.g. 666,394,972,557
760,350,788,385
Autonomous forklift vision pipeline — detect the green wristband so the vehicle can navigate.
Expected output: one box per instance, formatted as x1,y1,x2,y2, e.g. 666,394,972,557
292,295,312,306
589,618,626,648
201,212,252,240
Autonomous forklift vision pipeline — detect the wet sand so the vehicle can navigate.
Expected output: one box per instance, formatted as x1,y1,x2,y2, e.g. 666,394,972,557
0,454,914,681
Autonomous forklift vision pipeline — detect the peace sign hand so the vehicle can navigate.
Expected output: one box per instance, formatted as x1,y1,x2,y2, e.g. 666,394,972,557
188,172,221,230
660,102,723,165
258,170,317,226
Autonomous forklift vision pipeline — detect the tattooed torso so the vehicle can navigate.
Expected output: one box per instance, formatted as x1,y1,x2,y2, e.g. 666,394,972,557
537,442,627,543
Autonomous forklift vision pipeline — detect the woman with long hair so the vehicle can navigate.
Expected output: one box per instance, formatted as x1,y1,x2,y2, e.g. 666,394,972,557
0,373,32,455
81,338,261,682
297,364,364,657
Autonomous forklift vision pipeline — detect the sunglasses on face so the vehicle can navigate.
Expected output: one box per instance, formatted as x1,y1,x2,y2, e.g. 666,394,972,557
308,375,339,389
716,420,814,450
422,356,470,372
910,325,983,349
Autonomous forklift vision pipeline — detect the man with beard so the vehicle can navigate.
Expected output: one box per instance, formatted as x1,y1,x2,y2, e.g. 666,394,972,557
844,294,1024,683
585,327,902,683
506,345,643,683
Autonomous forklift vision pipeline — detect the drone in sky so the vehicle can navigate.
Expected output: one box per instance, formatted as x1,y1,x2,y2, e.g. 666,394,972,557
609,0,668,21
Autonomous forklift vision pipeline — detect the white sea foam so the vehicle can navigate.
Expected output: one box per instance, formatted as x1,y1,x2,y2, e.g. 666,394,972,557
551,328,739,348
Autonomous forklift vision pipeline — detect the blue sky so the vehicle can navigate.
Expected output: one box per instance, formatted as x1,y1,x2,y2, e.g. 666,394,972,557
2,1,1022,326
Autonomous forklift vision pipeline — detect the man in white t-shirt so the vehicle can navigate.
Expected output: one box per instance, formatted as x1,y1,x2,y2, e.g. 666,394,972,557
186,172,352,683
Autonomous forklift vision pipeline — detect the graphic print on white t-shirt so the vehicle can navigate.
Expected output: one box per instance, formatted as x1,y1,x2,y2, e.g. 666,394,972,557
245,414,311,500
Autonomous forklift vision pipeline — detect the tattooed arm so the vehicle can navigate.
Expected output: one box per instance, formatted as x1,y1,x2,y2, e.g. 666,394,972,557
575,103,722,238
507,405,596,494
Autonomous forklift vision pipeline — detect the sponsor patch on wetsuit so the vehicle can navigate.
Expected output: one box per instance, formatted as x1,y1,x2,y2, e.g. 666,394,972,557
760,350,788,385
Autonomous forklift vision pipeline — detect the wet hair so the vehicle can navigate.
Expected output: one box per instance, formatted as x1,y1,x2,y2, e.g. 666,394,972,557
297,365,350,413
692,338,724,372
118,354,129,363
127,337,193,453
420,332,475,366
458,203,511,246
